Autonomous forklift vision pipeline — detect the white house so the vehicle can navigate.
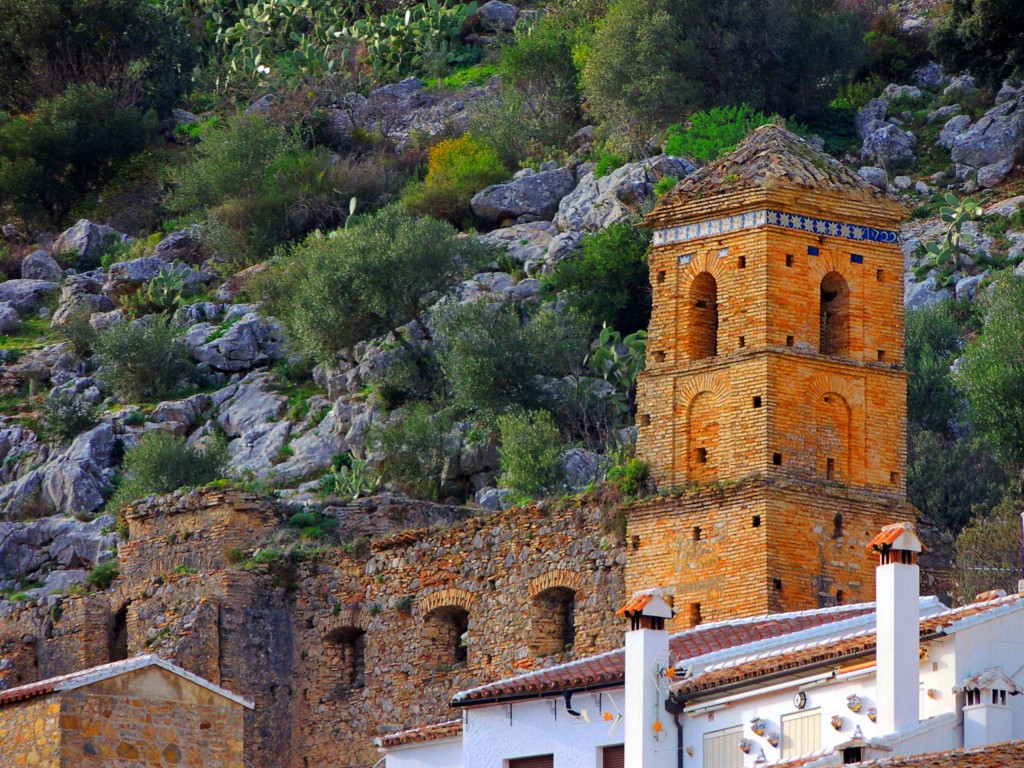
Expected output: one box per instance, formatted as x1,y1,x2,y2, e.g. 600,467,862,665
376,523,1024,768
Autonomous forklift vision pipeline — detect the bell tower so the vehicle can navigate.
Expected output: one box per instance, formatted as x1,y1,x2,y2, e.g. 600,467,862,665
628,125,914,627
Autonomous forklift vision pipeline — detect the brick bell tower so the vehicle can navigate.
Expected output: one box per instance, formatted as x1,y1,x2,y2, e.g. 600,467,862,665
628,125,914,628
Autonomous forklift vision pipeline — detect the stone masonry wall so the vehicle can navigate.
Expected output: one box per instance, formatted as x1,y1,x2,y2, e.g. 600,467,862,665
57,669,245,768
0,696,61,767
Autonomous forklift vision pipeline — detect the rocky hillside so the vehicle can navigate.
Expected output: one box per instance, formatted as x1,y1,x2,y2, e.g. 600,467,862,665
1,0,1023,609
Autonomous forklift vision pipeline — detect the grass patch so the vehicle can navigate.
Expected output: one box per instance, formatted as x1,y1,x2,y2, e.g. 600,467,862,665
0,317,54,356
426,63,498,90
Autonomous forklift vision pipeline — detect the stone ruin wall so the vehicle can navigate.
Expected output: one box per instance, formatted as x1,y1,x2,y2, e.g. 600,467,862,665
0,488,629,768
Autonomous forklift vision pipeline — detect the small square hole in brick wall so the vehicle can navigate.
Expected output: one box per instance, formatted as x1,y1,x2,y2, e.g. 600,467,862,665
639,414,651,427
772,578,782,591
695,447,708,464
657,270,667,283
824,395,832,403
785,254,794,267
653,350,666,362
836,589,845,604
826,457,835,479
738,255,747,268
739,336,746,348
484,653,492,664
695,299,708,308
752,515,761,528
890,471,899,485
689,603,702,626
877,350,886,362
772,452,782,465
876,269,885,282
786,335,794,347
752,395,762,408
631,535,640,550
692,526,701,541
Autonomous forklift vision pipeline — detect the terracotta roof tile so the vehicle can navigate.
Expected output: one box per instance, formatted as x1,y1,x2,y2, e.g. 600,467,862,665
453,604,874,705
616,592,655,617
850,738,1024,766
376,720,463,749
671,594,1024,699
867,522,925,552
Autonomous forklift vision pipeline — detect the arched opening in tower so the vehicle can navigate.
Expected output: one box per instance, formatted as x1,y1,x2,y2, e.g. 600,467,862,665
819,272,850,356
688,272,718,359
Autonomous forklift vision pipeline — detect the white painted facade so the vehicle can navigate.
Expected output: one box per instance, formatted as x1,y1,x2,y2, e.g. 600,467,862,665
382,737,462,768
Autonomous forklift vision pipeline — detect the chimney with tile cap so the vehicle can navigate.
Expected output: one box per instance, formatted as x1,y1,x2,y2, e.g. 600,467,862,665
868,521,924,735
618,588,675,768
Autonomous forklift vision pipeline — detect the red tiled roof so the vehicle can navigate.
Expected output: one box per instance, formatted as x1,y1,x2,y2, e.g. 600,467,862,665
453,604,874,705
0,654,254,708
867,522,925,552
850,738,1024,766
376,720,463,749
617,592,655,617
672,594,1024,699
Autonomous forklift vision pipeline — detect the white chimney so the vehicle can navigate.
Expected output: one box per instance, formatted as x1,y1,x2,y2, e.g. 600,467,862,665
955,667,1022,748
870,522,924,735
620,588,675,768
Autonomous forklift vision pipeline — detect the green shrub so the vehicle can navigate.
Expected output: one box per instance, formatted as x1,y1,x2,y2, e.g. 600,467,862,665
953,495,1023,604
169,114,401,267
257,205,488,364
347,2,481,82
287,510,340,540
932,0,1024,88
54,310,100,358
0,0,196,115
581,0,866,143
593,153,626,178
39,390,101,443
433,300,590,417
653,175,678,197
402,134,508,225
369,402,456,501
905,301,963,433
543,222,652,334
959,278,1024,468
319,455,380,500
908,428,1006,533
497,410,565,499
85,560,119,591
96,320,194,402
108,431,227,512
124,263,197,318
0,85,155,223
665,105,772,162
606,457,651,500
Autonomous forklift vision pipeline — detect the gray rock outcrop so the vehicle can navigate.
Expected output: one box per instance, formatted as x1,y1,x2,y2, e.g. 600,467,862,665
951,93,1024,168
188,312,287,372
53,220,126,266
478,1,519,31
471,166,576,226
0,280,58,315
20,251,63,282
862,123,915,167
0,303,21,334
51,274,114,326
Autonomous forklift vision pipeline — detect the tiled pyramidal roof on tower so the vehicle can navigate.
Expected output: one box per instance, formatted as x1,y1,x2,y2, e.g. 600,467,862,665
647,123,904,228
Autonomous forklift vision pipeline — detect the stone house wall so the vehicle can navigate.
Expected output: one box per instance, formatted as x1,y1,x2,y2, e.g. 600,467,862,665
0,696,61,767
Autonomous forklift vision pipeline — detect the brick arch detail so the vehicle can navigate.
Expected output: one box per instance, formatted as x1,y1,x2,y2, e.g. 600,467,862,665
684,249,729,282
528,570,586,600
807,251,853,284
805,373,862,409
677,371,730,408
674,373,731,485
315,608,370,636
416,587,476,617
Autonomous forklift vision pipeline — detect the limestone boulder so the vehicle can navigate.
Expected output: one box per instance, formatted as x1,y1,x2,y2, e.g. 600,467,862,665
478,0,519,31
951,93,1024,168
20,251,63,282
0,302,21,334
978,158,1015,188
955,272,987,301
883,84,922,101
273,406,349,483
855,98,888,139
553,155,696,233
938,114,973,150
927,104,961,125
857,166,888,190
189,312,287,372
561,447,608,490
152,225,205,265
471,166,576,226
861,123,915,167
35,424,116,517
913,61,946,88
215,374,288,438
0,514,117,581
53,219,126,267
51,274,114,326
905,273,953,311
0,279,58,314
944,74,976,98
477,221,557,272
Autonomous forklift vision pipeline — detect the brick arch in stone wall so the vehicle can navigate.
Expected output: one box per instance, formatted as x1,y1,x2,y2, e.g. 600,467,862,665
805,373,864,484
418,588,476,668
416,587,476,616
674,372,730,486
527,570,586,601
527,570,586,657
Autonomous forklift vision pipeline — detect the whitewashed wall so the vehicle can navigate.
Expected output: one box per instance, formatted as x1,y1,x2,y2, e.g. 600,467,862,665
464,693,636,768
385,737,463,768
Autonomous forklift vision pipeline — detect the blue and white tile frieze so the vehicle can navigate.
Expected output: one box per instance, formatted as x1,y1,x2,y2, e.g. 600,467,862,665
652,209,899,247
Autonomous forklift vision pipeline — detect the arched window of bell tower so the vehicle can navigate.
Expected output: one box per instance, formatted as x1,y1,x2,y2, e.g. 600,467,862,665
688,272,718,359
819,272,850,357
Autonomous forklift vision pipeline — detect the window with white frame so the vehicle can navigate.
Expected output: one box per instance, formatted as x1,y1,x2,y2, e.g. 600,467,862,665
782,709,821,758
704,725,744,768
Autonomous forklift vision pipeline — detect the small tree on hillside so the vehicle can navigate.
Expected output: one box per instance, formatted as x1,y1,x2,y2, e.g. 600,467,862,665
953,496,1023,605
258,205,489,365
